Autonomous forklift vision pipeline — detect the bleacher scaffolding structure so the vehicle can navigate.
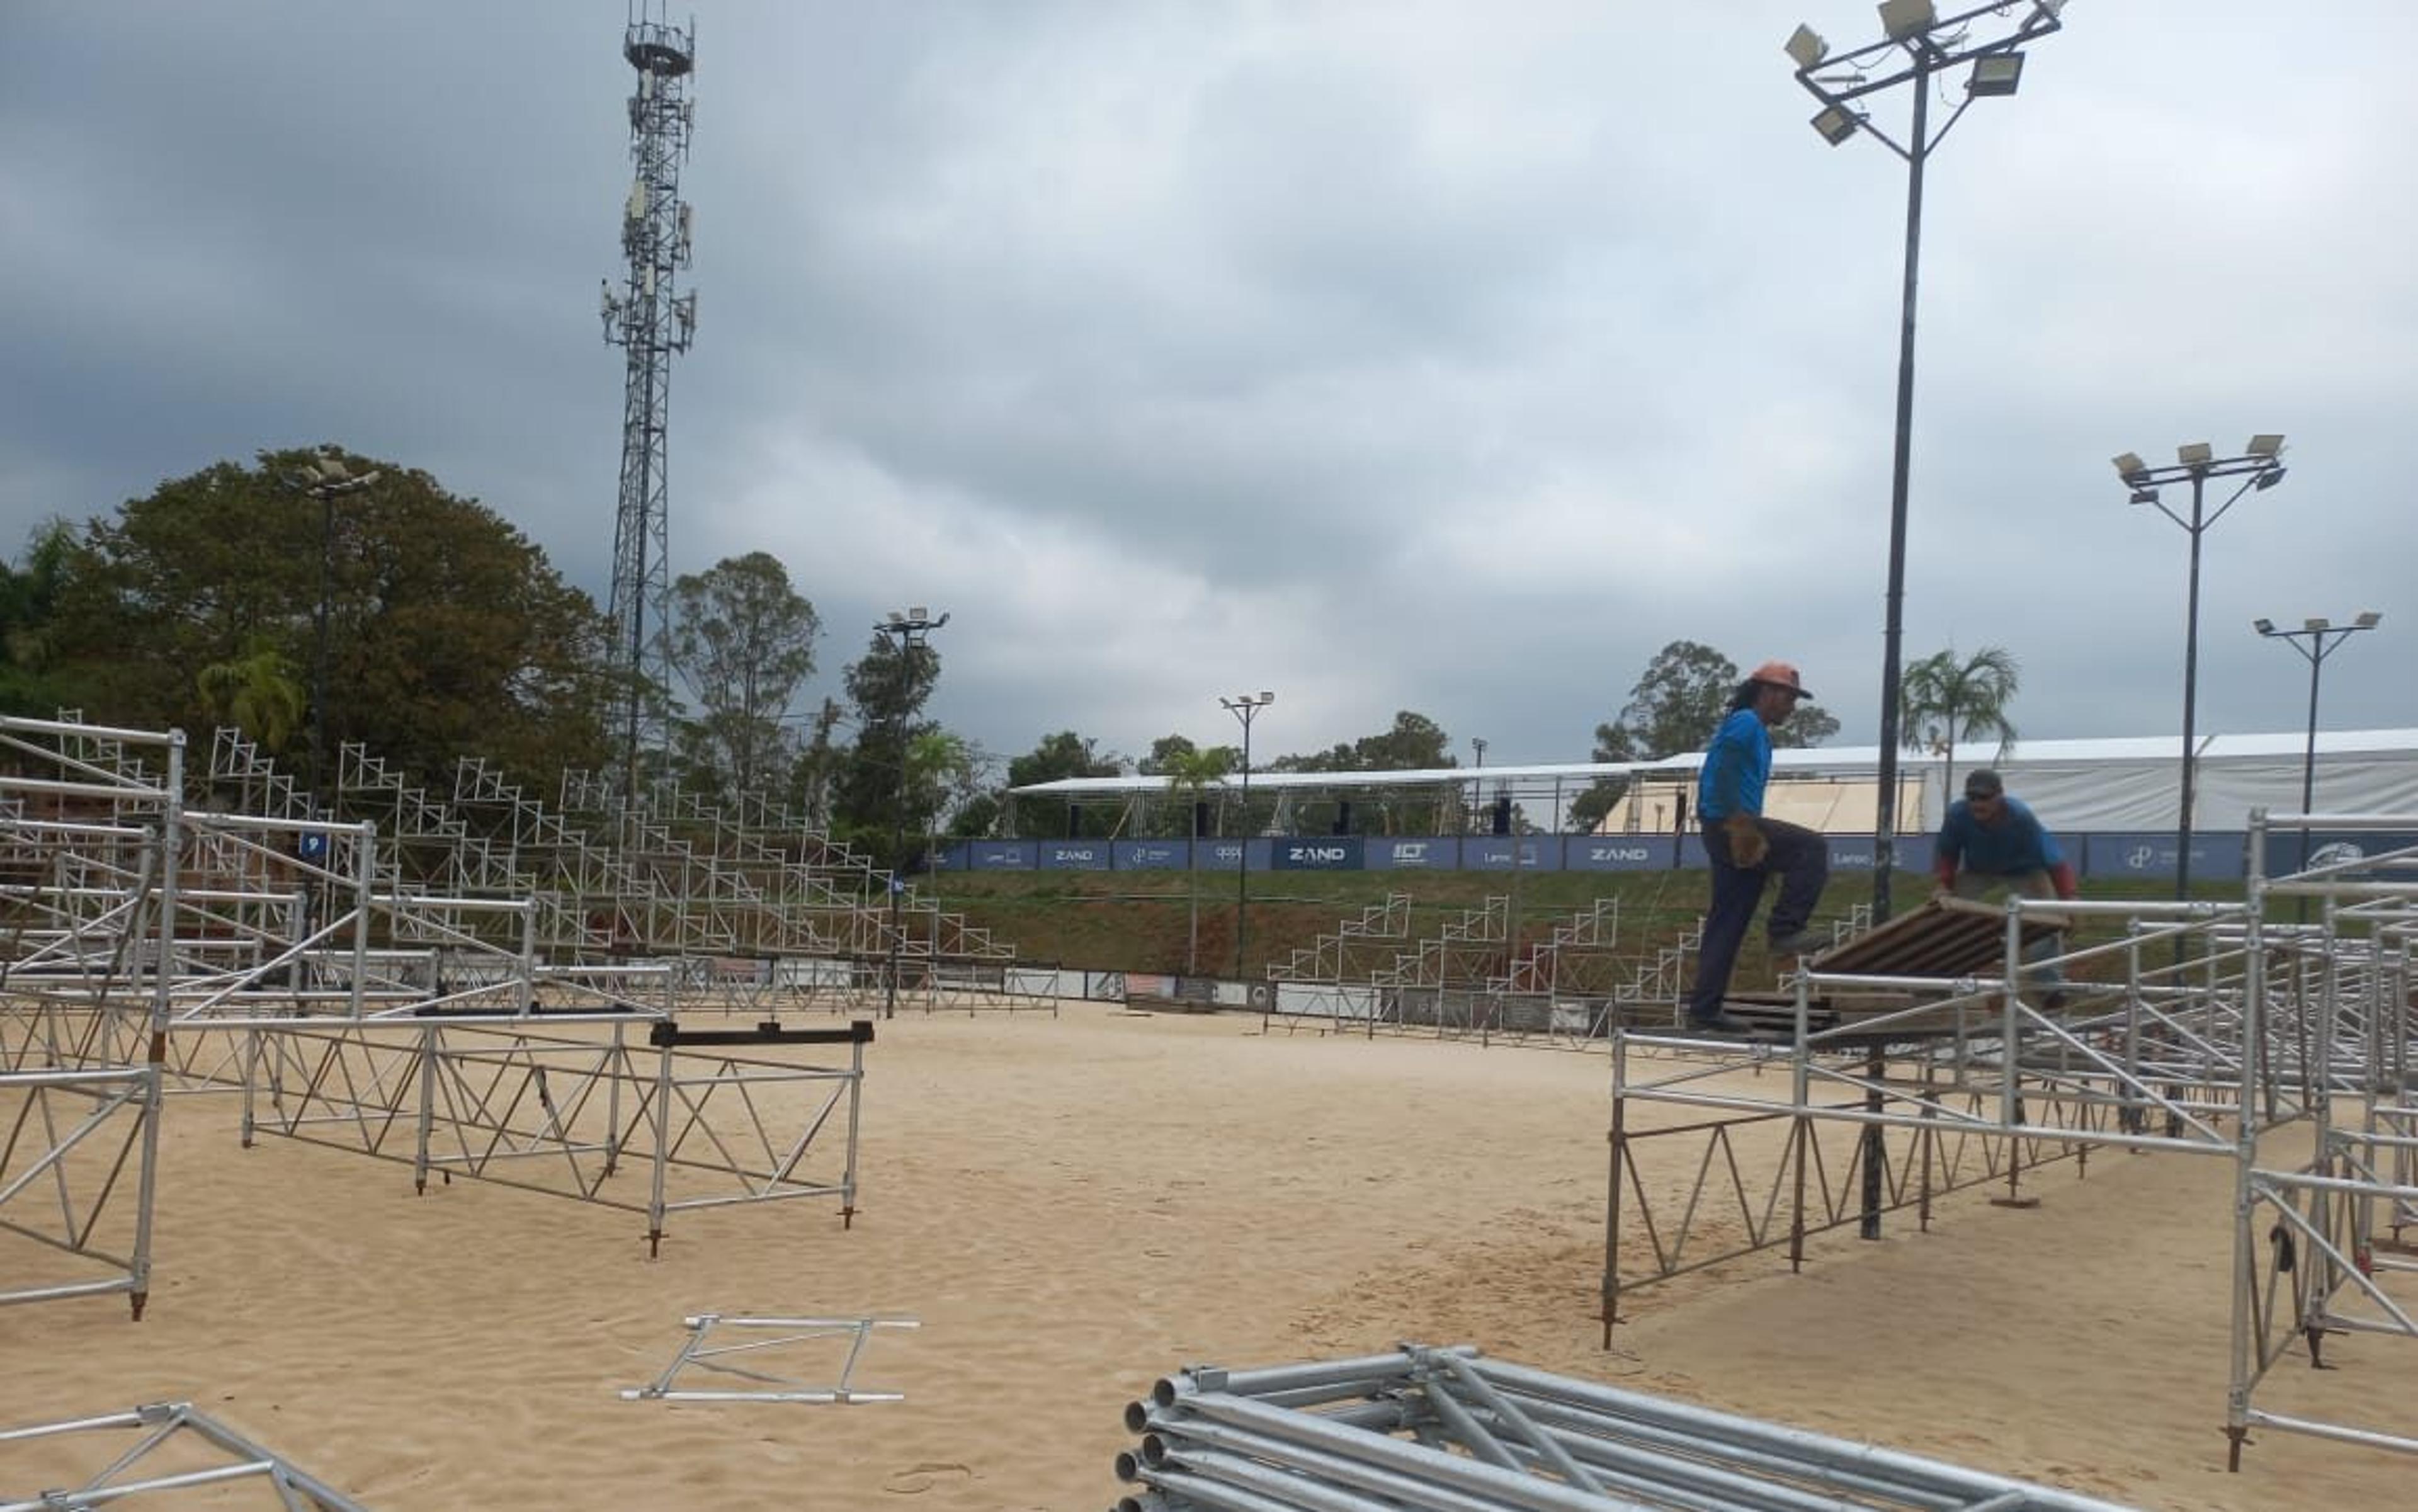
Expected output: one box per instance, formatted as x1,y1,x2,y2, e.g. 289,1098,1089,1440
3,713,1028,1312
1602,806,2418,1475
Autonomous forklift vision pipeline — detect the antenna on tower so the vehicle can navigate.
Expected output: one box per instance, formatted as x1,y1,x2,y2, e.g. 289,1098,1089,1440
600,1,698,799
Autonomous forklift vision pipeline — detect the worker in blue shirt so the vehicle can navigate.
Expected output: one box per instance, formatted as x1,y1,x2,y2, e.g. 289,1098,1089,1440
1684,661,1830,1033
1933,767,2075,1003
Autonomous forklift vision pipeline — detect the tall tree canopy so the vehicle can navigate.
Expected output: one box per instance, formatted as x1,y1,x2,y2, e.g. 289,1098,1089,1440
1271,710,1456,773
667,551,820,802
47,449,614,787
1005,730,1124,839
1572,640,1837,830
0,520,76,717
1899,644,2020,794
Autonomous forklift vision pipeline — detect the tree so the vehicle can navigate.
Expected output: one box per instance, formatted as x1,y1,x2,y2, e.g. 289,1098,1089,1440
1138,733,1197,776
1005,730,1124,839
1900,645,2020,796
1599,641,1739,760
0,520,76,717
1161,744,1235,973
901,729,982,870
46,450,615,789
831,629,945,861
667,552,820,802
1774,702,1841,749
1571,640,1837,831
196,636,305,754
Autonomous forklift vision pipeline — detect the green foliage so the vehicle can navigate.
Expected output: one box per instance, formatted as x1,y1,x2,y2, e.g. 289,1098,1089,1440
1773,702,1841,749
1157,743,1235,838
1900,645,2021,792
45,449,614,789
0,520,76,716
196,636,305,753
902,728,983,864
831,628,946,861
667,552,820,802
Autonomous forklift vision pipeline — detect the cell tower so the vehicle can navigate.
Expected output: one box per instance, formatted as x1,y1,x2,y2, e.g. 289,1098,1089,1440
599,5,698,791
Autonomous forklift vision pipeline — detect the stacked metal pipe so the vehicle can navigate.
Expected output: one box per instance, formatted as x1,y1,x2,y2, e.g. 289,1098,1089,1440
1111,1344,2140,1511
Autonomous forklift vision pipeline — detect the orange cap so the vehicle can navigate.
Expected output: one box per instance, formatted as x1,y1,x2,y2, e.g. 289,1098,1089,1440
1747,661,1812,698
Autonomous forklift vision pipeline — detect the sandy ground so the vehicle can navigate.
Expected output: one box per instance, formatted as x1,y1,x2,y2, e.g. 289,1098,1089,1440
3,1003,2413,1509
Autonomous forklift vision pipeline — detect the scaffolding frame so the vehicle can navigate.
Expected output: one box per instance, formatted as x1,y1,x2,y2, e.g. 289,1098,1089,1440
0,1401,368,1511
1601,805,2418,1477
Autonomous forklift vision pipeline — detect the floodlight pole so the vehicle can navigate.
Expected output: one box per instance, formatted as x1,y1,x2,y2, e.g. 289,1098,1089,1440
2114,447,2284,904
283,452,381,812
875,608,947,1020
1221,691,1275,1006
1789,0,2065,922
2257,613,2380,894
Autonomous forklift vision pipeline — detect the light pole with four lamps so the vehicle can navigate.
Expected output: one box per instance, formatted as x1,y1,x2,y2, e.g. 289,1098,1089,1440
2113,437,2288,901
1785,0,2067,919
2255,611,2381,885
875,606,947,1020
1219,691,1275,994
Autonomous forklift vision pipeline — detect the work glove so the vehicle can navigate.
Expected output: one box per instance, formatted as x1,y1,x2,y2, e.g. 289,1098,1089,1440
1722,812,1767,868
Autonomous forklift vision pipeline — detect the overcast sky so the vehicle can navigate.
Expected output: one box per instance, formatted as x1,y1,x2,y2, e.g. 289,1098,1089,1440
5,2,2414,779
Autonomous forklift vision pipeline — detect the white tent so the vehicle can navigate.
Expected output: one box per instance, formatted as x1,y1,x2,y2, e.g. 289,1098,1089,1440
1617,729,2418,833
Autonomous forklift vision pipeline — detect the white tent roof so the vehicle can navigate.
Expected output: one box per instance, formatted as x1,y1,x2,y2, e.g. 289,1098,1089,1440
1010,729,2418,831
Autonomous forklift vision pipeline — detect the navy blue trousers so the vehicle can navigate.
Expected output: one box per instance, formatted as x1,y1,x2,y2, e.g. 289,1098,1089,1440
1685,817,1829,1023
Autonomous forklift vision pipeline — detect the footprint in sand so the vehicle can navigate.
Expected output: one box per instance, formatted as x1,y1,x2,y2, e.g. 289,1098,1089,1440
885,1462,975,1494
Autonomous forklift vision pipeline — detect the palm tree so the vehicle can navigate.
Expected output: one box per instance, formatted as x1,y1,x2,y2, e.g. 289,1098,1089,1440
197,637,307,754
1899,645,2020,800
1162,746,1235,975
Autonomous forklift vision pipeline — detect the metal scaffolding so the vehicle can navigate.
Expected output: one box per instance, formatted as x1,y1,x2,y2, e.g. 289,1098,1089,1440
1601,805,2418,1475
0,1401,370,1510
1113,1344,2138,1510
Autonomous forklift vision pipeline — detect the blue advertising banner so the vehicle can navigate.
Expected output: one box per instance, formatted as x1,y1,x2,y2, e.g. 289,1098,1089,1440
1464,838,1558,872
2086,833,2246,881
1197,839,1275,872
1114,839,1191,870
1040,841,1113,870
1272,837,1365,870
966,840,1035,870
1365,836,1460,870
1565,836,1678,872
2256,831,2418,878
933,841,968,870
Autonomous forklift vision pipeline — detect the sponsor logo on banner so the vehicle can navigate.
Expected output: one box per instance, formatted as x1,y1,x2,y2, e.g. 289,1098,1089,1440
1395,841,1430,866
1275,838,1363,870
1589,845,1651,863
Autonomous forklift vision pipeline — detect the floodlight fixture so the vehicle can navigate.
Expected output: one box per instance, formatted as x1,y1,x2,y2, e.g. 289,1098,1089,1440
2356,610,2383,629
1878,0,1938,42
2112,452,2148,481
2304,617,2331,633
2177,441,2215,467
2254,466,2286,491
2246,433,2286,457
908,605,929,620
2129,487,2159,506
1785,23,1830,70
1812,105,1861,145
1968,52,2025,97
2252,618,2276,636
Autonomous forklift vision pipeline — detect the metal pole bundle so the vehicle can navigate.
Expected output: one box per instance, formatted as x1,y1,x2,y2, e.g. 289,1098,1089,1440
1113,1344,2139,1511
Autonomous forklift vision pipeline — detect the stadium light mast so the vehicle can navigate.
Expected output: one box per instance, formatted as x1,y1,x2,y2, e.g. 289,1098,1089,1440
875,608,947,1020
1784,0,2067,919
2113,436,2286,902
2256,609,2379,889
1220,691,1276,1006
